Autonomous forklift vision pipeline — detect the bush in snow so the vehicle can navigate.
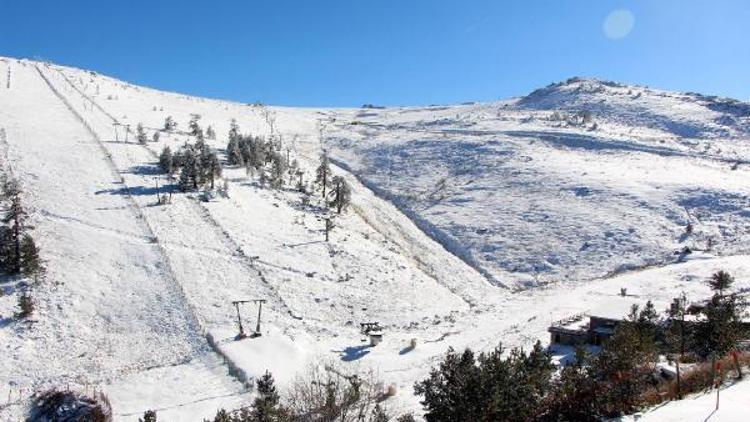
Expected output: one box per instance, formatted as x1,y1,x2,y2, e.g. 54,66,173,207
206,125,216,140
139,410,157,422
15,291,34,319
30,389,112,422
163,116,177,132
136,123,148,145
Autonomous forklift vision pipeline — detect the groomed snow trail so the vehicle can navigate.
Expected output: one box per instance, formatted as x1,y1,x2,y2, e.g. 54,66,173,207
0,60,208,388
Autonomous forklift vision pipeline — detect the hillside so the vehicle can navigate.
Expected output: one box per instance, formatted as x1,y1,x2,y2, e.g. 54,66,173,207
324,78,750,288
1,57,749,420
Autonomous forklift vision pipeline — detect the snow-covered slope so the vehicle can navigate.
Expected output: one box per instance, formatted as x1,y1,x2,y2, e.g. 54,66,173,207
1,56,749,420
324,79,750,288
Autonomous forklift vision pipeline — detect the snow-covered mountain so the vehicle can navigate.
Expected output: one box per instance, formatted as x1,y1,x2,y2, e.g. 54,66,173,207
325,78,750,288
1,57,749,420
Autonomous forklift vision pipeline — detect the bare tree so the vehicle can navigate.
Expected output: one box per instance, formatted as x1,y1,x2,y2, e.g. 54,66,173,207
285,361,387,422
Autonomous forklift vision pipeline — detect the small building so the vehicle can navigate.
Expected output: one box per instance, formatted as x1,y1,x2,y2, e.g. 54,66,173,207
548,314,622,347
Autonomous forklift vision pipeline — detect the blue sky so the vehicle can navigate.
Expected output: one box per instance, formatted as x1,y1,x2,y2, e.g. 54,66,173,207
2,1,748,106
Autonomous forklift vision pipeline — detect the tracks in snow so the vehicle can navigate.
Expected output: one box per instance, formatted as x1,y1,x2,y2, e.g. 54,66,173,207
47,65,299,323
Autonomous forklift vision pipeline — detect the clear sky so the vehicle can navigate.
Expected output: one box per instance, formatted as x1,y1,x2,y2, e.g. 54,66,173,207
2,1,748,106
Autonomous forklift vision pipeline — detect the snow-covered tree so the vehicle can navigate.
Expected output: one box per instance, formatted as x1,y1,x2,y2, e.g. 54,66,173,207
136,123,147,145
188,114,203,139
15,291,33,319
206,125,216,140
1,185,30,274
226,137,243,166
158,146,173,175
269,152,287,189
328,176,351,214
315,152,331,198
163,116,177,132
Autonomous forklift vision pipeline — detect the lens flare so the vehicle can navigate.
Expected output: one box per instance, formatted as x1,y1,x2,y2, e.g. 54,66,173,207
603,9,635,40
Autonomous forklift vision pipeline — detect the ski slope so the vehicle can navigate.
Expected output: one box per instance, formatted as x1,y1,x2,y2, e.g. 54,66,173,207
1,57,749,420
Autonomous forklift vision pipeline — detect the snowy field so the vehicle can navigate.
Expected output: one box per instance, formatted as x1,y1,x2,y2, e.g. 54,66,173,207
1,57,749,420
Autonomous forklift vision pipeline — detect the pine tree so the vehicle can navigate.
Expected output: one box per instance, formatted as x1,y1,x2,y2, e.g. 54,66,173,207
2,188,29,274
206,409,232,422
189,114,203,139
328,176,351,214
159,146,174,175
139,410,157,422
665,293,690,399
591,305,658,417
206,151,222,190
163,116,177,132
152,131,160,143
228,119,240,143
370,404,390,422
269,152,287,190
695,292,745,359
709,270,734,296
177,147,198,191
315,152,331,198
206,125,216,140
227,138,244,166
15,291,33,319
252,371,281,422
136,123,147,145
19,234,43,278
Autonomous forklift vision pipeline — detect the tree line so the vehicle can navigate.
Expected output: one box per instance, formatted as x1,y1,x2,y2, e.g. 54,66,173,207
0,176,44,320
415,270,747,421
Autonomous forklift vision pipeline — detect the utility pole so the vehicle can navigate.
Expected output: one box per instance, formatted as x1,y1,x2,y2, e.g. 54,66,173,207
113,123,120,142
6,67,10,89
124,124,130,143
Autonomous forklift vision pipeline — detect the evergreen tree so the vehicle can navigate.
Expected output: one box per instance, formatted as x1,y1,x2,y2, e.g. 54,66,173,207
139,410,157,422
542,351,598,421
315,152,331,198
163,116,177,132
189,114,203,139
590,305,658,417
709,270,734,296
328,176,352,214
136,123,148,145
269,152,287,190
252,371,281,422
694,292,746,358
205,409,232,422
415,344,554,422
19,234,43,278
206,150,222,190
2,188,29,274
228,119,240,143
370,404,390,422
665,293,690,399
152,131,160,143
227,137,244,166
159,146,174,175
15,291,33,319
177,147,198,191
206,125,216,140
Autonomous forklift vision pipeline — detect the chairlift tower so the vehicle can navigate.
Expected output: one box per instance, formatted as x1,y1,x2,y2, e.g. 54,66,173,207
231,298,267,340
